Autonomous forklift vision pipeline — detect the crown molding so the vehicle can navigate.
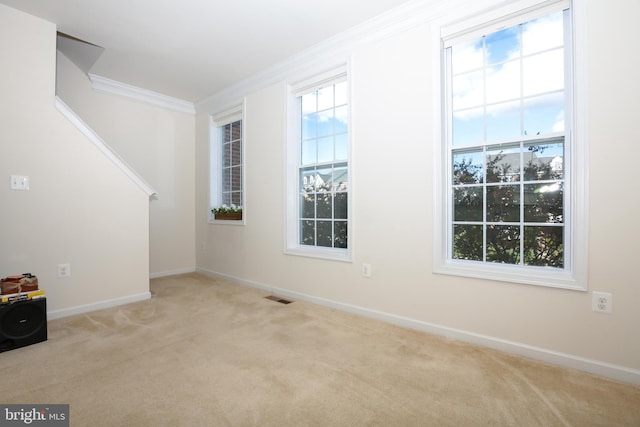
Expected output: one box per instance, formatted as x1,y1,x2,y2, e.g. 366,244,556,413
55,96,157,197
195,0,474,114
89,74,195,115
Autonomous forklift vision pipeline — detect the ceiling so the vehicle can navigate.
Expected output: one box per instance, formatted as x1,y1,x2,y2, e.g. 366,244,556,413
1,0,413,102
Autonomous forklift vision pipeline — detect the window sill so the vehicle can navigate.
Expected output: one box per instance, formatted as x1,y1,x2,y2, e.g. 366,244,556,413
433,259,586,291
285,245,351,263
208,218,245,226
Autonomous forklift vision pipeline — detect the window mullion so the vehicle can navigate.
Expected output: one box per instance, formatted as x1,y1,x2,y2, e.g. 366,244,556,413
520,140,525,265
445,2,571,274
296,79,347,250
482,145,488,262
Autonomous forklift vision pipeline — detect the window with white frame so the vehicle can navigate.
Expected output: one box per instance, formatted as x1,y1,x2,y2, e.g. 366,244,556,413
286,69,350,260
435,0,588,289
210,106,243,221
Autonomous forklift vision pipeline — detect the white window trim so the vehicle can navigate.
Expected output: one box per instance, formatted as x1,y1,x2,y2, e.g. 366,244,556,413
209,103,246,225
432,0,588,291
285,65,352,262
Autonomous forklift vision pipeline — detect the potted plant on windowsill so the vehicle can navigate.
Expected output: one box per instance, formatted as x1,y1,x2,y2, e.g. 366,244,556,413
212,204,243,221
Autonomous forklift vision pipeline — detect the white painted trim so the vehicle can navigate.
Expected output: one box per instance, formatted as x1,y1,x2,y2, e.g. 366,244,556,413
55,96,157,197
197,268,271,292
150,267,196,279
431,0,589,291
570,0,590,290
47,292,151,320
196,267,640,386
89,74,195,115
441,0,570,43
196,0,474,112
209,101,247,222
211,104,243,126
283,69,352,263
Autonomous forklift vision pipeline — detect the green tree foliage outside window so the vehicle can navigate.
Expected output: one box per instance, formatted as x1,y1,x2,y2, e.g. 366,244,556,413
452,142,564,267
447,7,569,269
298,80,348,249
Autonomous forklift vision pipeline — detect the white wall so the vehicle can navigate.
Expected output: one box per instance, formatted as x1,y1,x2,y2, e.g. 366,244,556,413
55,53,196,277
196,0,640,383
0,5,151,316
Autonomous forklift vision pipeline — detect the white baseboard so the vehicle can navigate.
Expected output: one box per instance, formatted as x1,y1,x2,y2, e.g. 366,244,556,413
47,292,151,320
150,267,196,279
196,267,640,386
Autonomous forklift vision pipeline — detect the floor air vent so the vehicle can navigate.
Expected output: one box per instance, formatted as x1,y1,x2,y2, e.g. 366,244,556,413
265,295,293,305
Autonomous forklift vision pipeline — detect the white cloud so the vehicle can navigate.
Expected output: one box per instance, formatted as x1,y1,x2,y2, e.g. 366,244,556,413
452,11,565,122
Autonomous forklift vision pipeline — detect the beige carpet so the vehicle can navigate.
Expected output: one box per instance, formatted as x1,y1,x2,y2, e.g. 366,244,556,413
1,273,638,426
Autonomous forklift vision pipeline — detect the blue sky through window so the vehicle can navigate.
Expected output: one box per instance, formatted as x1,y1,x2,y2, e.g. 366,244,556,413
450,11,565,147
485,27,519,65
300,82,348,165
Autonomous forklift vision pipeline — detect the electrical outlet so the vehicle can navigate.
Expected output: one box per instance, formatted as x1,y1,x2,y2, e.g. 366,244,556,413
58,263,71,278
10,175,29,190
361,263,372,278
592,291,612,314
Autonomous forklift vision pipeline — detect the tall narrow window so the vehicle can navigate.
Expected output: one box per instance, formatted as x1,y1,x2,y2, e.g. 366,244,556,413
220,120,243,207
287,70,350,260
210,106,243,222
436,0,587,289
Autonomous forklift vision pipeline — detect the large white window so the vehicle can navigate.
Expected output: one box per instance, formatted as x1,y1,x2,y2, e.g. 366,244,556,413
286,69,350,261
435,0,588,290
210,106,244,222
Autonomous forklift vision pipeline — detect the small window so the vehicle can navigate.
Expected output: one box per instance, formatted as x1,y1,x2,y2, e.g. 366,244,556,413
210,106,244,222
286,69,350,261
435,0,587,290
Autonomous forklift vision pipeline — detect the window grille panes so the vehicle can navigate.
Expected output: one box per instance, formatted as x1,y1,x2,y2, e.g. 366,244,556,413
221,120,243,207
447,8,568,269
298,81,348,249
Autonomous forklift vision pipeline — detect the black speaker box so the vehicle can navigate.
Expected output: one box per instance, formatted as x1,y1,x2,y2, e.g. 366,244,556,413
0,298,47,353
